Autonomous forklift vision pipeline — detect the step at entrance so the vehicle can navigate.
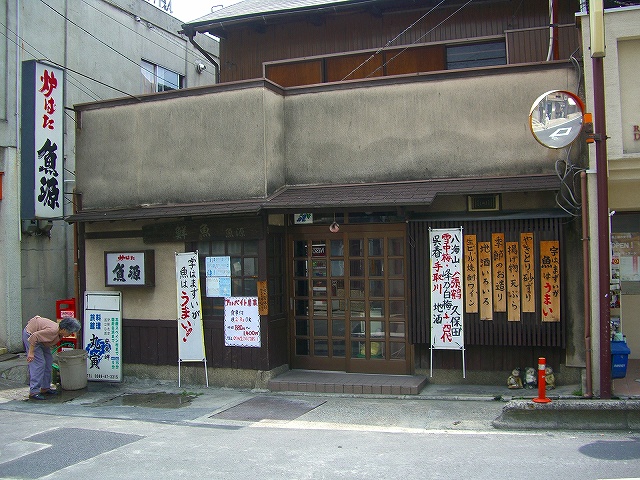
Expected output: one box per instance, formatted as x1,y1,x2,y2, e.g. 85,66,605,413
268,370,428,395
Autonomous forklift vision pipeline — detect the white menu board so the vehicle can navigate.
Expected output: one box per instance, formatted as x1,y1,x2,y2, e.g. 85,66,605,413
224,297,261,347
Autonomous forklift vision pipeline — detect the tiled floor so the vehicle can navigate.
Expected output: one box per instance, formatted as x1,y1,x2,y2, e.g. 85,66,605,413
612,358,640,397
267,370,428,395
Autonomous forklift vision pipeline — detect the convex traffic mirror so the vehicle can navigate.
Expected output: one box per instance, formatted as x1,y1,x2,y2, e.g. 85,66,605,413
529,90,585,149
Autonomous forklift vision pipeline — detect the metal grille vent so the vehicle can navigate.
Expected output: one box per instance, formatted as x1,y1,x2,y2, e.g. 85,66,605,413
467,194,500,212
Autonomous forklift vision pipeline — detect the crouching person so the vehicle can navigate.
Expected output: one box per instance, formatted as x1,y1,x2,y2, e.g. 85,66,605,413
22,316,81,400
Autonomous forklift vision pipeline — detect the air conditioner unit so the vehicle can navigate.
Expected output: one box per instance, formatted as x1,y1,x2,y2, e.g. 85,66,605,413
467,194,500,212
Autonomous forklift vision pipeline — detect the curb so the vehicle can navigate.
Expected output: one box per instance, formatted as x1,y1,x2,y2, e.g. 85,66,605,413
492,399,640,431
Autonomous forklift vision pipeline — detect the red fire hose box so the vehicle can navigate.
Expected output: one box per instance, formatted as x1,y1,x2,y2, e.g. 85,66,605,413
56,298,78,351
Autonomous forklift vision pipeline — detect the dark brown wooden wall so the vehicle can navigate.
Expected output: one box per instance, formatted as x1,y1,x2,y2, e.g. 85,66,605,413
408,218,566,349
121,224,289,370
265,45,446,86
220,0,579,82
122,315,288,369
416,344,566,372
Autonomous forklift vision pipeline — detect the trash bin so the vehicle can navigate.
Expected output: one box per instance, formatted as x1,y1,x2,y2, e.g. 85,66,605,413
57,349,88,390
611,340,631,379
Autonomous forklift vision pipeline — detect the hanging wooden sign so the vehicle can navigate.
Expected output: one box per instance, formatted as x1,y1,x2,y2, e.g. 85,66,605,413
506,241,521,321
464,235,478,313
478,241,493,321
492,233,506,312
520,233,535,312
540,240,560,322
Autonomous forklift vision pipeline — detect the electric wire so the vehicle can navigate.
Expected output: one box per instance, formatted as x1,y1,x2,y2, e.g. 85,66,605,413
78,0,218,81
39,0,167,88
0,21,140,100
341,0,447,81
366,0,474,79
41,0,214,89
554,47,587,217
0,21,103,101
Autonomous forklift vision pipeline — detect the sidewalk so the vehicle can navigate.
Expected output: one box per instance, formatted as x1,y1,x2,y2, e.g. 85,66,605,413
1,352,639,431
0,351,582,401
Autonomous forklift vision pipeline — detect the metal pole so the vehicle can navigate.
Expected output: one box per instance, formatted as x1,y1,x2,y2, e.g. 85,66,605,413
592,55,611,399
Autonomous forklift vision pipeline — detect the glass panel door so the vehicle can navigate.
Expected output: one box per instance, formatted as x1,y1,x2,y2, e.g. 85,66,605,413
292,236,346,370
346,233,408,374
291,227,409,374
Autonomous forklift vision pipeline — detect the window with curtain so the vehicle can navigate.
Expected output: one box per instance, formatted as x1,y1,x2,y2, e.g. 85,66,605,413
141,60,183,93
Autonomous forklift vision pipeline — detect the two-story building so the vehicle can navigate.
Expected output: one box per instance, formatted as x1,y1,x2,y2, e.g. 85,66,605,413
68,0,589,389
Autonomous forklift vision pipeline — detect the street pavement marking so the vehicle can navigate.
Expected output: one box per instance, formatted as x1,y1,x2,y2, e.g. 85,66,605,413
0,440,49,464
0,427,143,479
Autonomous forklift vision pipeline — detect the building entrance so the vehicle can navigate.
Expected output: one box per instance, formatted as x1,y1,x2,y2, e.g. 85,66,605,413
290,225,411,374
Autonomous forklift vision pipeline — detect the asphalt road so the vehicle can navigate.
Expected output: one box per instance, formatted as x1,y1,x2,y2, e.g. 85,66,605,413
1,387,639,480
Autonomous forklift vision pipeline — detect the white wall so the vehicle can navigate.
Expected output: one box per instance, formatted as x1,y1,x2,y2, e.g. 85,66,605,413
580,6,640,367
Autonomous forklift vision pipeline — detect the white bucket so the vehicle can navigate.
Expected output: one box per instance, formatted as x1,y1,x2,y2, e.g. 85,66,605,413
57,349,88,390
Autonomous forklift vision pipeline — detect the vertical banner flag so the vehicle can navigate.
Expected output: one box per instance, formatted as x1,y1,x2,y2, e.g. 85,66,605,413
430,228,464,350
21,61,64,219
175,252,206,361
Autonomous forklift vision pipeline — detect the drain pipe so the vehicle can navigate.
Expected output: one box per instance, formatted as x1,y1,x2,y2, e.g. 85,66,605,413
183,27,220,83
581,170,593,398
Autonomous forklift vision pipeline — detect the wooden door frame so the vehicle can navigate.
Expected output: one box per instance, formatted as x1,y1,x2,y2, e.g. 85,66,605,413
287,223,412,374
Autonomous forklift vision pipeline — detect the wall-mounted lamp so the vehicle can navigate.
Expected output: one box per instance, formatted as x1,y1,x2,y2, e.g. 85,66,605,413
21,219,53,237
22,220,38,235
134,15,141,22
39,220,53,233
196,63,206,74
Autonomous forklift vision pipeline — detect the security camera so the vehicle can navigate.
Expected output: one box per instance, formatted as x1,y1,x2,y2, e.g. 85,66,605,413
196,63,206,74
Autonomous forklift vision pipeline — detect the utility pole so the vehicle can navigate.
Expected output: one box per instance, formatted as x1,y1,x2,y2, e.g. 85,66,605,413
589,0,611,399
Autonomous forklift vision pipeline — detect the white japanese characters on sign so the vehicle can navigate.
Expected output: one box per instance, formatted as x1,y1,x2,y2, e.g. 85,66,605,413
30,62,64,219
105,252,148,286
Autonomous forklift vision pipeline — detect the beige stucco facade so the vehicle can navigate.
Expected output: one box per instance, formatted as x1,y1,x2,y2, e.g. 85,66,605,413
83,223,182,320
75,64,579,209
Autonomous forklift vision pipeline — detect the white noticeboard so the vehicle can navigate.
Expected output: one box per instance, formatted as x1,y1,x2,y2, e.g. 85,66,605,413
83,291,122,382
224,297,261,348
429,227,465,378
175,251,208,386
205,256,231,297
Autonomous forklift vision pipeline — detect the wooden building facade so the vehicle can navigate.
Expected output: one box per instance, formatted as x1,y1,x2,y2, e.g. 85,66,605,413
70,0,587,386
